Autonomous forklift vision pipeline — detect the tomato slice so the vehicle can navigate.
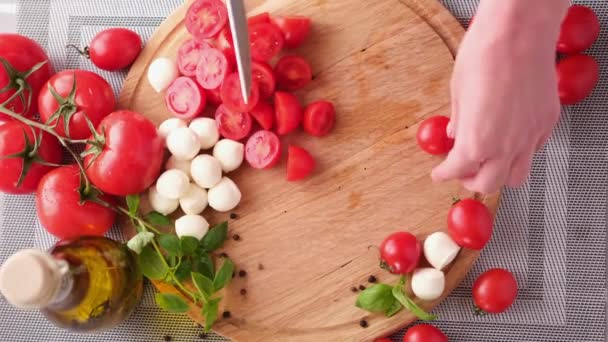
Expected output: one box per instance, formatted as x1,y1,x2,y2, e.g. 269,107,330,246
245,130,281,169
248,12,270,25
275,91,303,135
303,100,335,137
165,77,206,119
195,47,228,90
249,22,285,61
177,39,211,76
252,61,276,98
287,145,315,181
249,101,275,130
206,87,223,106
215,104,253,140
220,72,260,112
275,55,312,91
215,26,236,71
271,16,311,49
186,0,228,40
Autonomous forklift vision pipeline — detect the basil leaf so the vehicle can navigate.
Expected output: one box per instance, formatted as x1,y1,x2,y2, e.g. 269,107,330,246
213,257,234,291
201,297,221,332
126,194,140,216
201,222,228,252
145,211,172,226
138,245,169,280
392,284,437,321
174,259,192,282
191,272,214,299
181,236,199,256
126,231,155,254
158,234,181,258
355,284,395,313
385,299,402,317
155,293,190,313
193,253,215,280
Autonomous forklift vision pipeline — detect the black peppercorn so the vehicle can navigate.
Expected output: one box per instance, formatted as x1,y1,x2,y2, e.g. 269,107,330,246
219,252,228,258
258,263,265,270
358,285,366,291
240,288,247,296
368,275,377,283
222,311,231,318
351,287,358,293
359,319,368,328
239,270,247,277
232,234,241,241
230,213,238,219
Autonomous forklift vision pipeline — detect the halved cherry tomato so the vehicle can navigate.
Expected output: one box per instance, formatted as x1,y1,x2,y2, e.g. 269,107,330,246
249,101,275,130
557,54,599,105
403,324,448,342
165,77,206,119
86,28,142,71
473,268,518,314
186,0,228,40
252,61,276,99
416,115,454,155
177,39,211,76
557,5,600,54
275,91,303,135
215,104,253,140
447,198,493,250
271,16,311,49
249,22,285,61
248,12,270,26
196,47,229,90
214,26,236,71
206,87,223,106
379,232,421,274
287,145,315,181
220,72,260,112
303,100,335,137
275,55,312,91
245,130,281,169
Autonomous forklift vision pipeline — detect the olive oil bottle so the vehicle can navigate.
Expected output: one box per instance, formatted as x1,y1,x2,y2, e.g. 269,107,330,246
0,236,143,332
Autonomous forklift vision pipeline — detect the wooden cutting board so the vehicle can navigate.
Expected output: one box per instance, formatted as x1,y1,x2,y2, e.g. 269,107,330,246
119,0,500,341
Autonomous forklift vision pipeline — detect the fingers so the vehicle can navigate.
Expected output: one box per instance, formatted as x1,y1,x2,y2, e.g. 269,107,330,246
506,151,534,187
536,131,551,151
431,147,481,182
461,158,511,194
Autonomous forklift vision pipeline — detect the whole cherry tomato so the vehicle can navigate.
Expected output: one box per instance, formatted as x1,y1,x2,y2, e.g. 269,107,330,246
557,5,600,54
75,28,142,71
379,232,421,274
447,198,493,250
403,324,448,342
417,116,454,155
557,54,599,105
472,268,518,314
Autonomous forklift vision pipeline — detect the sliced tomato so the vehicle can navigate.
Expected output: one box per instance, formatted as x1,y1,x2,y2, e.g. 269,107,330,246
215,26,236,71
275,91,303,135
249,101,275,130
287,145,315,181
303,100,335,137
245,130,281,169
186,0,228,40
249,22,285,62
215,104,253,140
252,61,276,98
271,16,311,49
177,39,211,76
165,77,206,119
206,87,223,106
220,72,260,112
275,55,312,91
195,47,228,90
248,12,270,26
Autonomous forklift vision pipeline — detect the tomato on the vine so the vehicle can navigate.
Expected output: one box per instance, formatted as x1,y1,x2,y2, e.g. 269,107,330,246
417,116,454,155
403,324,448,342
379,232,421,274
472,268,518,314
447,198,493,250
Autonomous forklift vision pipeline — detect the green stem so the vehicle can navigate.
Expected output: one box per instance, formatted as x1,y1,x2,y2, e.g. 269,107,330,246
150,239,198,301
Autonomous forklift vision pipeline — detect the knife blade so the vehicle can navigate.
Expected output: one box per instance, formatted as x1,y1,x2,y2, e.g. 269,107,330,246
226,0,252,105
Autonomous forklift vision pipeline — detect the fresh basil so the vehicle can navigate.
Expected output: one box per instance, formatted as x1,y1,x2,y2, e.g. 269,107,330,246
213,257,234,291
201,222,228,252
158,234,181,257
202,297,221,332
174,259,192,282
355,284,395,313
145,211,172,226
138,245,168,280
155,293,190,313
385,298,403,317
181,236,199,255
193,252,215,280
392,284,437,321
126,194,140,217
191,272,214,299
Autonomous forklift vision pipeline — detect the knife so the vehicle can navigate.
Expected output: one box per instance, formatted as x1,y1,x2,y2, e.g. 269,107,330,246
226,0,252,105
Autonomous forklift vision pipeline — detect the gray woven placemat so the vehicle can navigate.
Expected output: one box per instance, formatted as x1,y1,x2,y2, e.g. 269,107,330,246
1,0,606,341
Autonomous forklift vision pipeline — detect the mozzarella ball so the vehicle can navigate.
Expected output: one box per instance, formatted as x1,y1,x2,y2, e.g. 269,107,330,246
208,177,241,212
158,118,187,141
411,268,445,301
189,118,220,150
191,155,223,189
165,155,192,179
175,215,209,240
424,232,461,270
167,127,201,161
148,186,179,216
148,57,179,93
156,169,190,200
179,183,208,215
213,139,244,172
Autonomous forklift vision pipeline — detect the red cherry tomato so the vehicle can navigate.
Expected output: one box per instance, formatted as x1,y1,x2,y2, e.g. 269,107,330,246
36,165,116,240
447,198,493,250
215,104,253,140
248,12,270,25
275,91,303,135
0,121,62,194
87,28,142,71
249,22,285,62
275,55,312,91
303,100,335,137
249,101,275,130
416,115,454,155
557,5,600,54
195,47,229,90
252,61,276,99
379,232,421,274
271,16,312,49
220,72,260,112
84,110,164,196
214,26,236,71
165,77,206,119
287,145,315,181
557,54,599,105
245,130,281,169
472,268,518,314
403,324,448,342
38,69,115,139
206,87,223,106
186,0,228,40
0,33,53,120
177,39,211,76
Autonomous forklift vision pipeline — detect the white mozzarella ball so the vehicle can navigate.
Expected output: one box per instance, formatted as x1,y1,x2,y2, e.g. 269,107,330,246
208,177,241,212
411,268,445,301
179,183,208,215
191,155,223,189
189,118,220,150
166,127,201,161
424,232,461,270
158,118,187,142
165,156,192,179
175,215,209,240
148,58,179,93
213,139,244,172
148,186,179,216
156,169,190,200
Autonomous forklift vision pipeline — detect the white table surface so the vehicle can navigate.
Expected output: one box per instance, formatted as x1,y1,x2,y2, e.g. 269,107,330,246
0,1,15,32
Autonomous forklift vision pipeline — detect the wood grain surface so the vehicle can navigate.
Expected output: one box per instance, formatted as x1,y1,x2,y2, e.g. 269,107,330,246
119,0,500,341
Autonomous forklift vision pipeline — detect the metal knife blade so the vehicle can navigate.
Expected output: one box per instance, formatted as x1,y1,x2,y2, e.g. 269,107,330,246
226,0,252,105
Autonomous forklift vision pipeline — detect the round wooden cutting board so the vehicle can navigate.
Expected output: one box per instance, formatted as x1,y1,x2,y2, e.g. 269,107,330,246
119,0,500,341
